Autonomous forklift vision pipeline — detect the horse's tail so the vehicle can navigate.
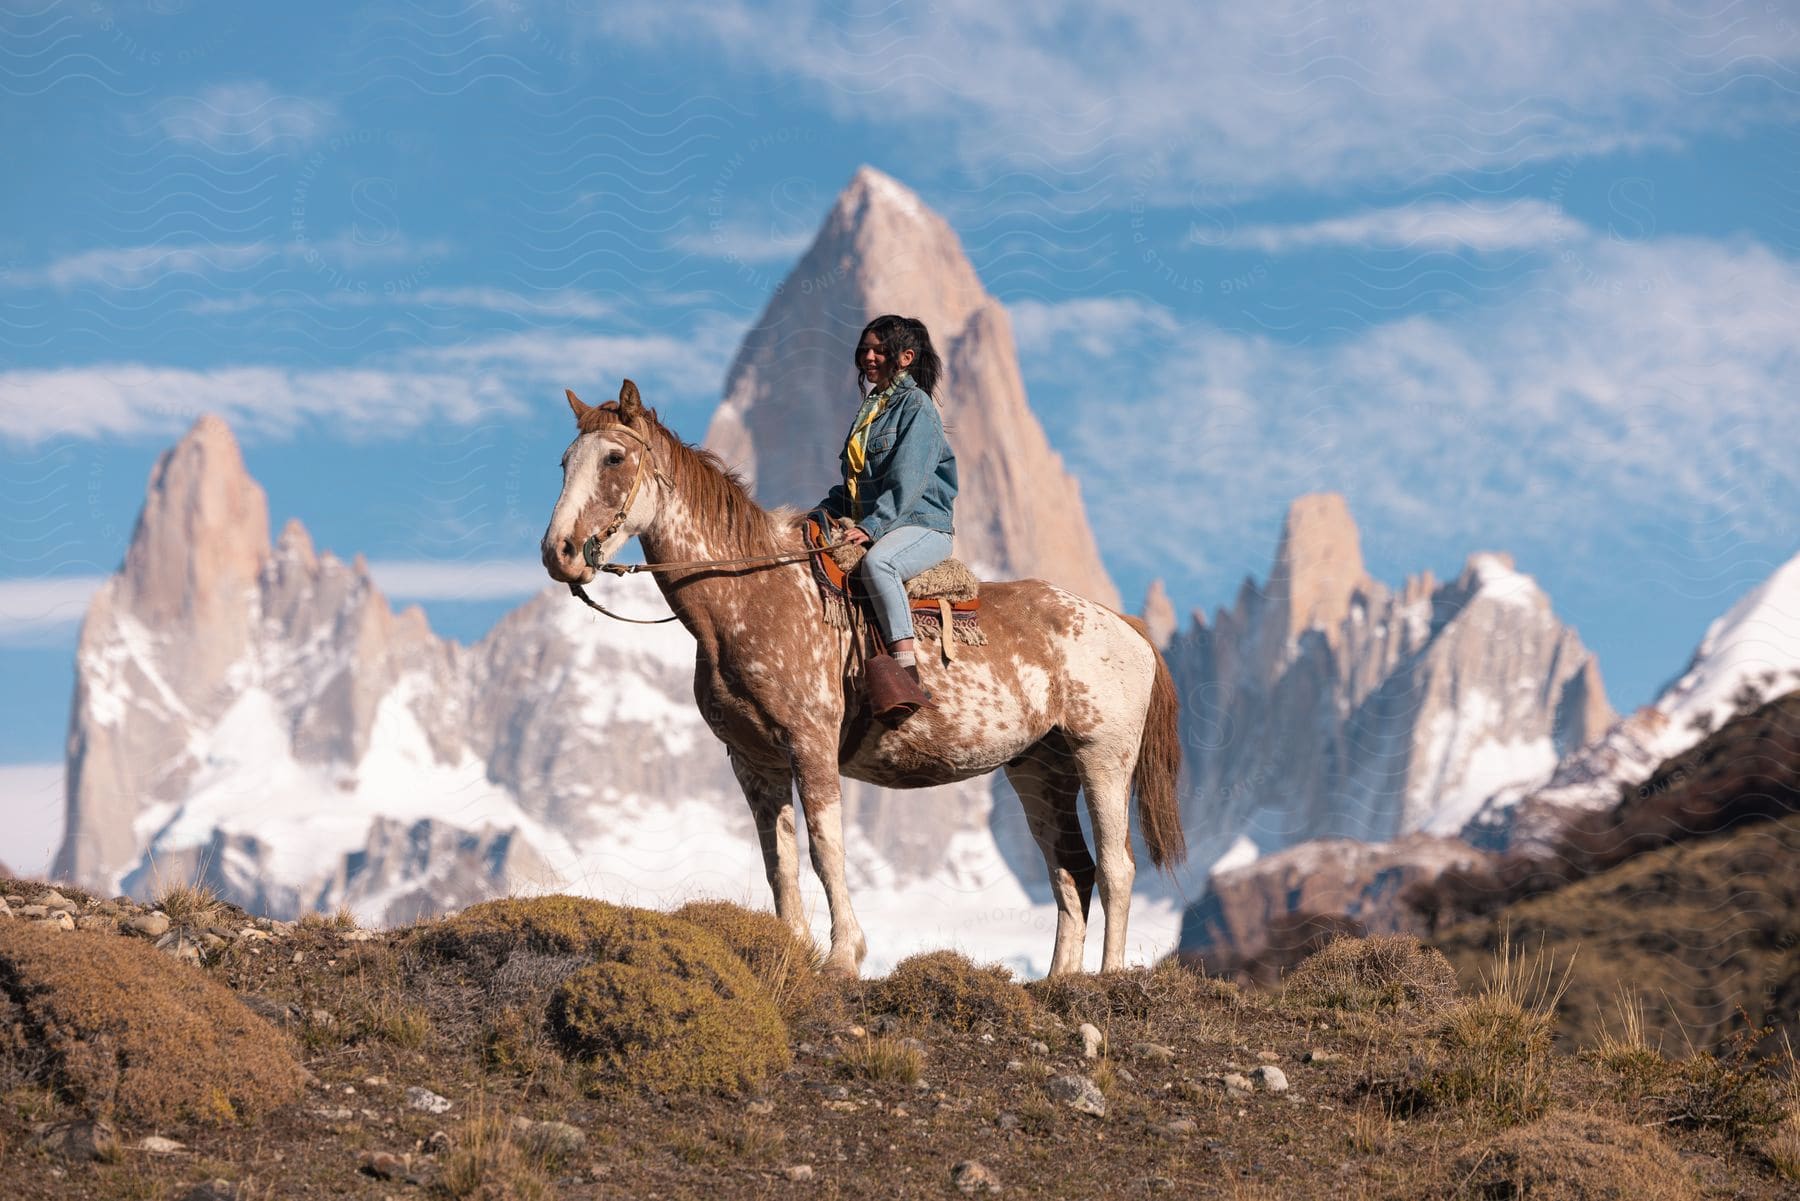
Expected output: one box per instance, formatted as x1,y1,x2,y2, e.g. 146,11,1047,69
1120,614,1188,872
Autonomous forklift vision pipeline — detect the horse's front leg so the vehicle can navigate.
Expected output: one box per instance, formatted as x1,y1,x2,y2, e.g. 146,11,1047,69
727,749,806,945
792,745,867,977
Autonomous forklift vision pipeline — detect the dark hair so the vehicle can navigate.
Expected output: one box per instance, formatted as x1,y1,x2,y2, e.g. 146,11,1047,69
856,314,942,397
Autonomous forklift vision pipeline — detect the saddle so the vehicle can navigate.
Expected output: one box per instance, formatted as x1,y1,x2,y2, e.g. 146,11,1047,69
804,516,985,656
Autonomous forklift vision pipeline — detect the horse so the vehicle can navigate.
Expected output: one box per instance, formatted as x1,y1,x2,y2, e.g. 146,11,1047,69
540,379,1186,977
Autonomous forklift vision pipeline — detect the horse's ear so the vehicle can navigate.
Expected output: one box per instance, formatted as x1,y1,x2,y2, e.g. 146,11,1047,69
619,379,642,417
565,389,591,423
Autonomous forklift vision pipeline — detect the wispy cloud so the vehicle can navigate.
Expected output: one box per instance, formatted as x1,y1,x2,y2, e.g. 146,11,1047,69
185,285,614,320
5,235,450,291
0,318,739,444
0,576,105,644
1218,199,1583,254
1031,234,1800,594
0,763,64,879
669,221,814,265
153,82,331,153
369,559,550,602
580,1,1800,193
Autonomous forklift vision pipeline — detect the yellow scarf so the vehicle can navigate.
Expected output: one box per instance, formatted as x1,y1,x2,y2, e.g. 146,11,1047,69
844,374,905,519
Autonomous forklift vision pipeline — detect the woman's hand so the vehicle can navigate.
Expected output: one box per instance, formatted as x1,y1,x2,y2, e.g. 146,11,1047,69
844,525,872,546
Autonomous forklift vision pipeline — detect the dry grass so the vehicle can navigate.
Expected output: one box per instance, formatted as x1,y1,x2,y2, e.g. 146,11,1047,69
863,950,1035,1034
1766,1111,1800,1180
1648,1027,1786,1144
835,1035,923,1085
1421,932,1569,1124
1445,1111,1700,1199
357,996,431,1049
0,922,305,1125
155,879,222,929
1283,934,1459,1014
1029,961,1238,1026
433,1114,553,1201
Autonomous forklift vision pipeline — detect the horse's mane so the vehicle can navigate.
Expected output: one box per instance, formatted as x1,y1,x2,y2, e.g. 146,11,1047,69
580,400,797,555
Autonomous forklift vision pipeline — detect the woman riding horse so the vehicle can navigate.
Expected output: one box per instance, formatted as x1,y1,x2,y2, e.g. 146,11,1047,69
814,315,958,723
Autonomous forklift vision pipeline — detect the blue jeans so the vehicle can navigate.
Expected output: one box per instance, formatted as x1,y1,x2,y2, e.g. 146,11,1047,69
859,525,954,645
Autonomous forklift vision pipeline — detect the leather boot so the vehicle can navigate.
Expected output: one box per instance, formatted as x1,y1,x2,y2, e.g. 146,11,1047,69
866,654,932,723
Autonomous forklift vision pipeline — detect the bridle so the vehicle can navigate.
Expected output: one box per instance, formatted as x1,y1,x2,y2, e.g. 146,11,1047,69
564,420,839,625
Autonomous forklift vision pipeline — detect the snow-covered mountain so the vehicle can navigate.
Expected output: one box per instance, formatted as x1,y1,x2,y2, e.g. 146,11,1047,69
1465,549,1800,852
1157,493,1612,878
1178,528,1800,961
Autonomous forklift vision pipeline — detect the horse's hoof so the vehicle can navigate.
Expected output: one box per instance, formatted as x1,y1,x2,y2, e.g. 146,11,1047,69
820,958,860,980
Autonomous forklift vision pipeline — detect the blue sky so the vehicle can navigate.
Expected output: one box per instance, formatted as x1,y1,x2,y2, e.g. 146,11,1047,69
2,0,1798,796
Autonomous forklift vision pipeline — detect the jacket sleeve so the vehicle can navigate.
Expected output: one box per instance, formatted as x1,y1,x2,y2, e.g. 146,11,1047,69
856,395,944,542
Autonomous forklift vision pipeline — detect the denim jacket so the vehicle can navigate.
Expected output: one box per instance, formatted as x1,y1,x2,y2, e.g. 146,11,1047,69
817,376,958,542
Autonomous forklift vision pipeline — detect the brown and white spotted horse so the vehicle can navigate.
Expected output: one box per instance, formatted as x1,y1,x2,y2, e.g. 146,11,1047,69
540,380,1186,977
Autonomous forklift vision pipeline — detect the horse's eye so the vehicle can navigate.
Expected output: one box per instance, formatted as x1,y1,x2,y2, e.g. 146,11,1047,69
606,450,625,466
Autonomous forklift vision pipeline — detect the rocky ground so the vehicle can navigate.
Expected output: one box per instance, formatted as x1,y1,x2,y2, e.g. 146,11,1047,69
2,879,1797,1200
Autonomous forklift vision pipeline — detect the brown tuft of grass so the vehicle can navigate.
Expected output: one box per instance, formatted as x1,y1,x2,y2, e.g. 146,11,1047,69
1445,1111,1700,1200
155,879,222,929
863,950,1034,1034
1647,1026,1786,1145
673,899,825,1022
705,1113,787,1164
1029,960,1238,1027
358,996,431,1050
835,1035,923,1085
0,922,305,1125
1420,933,1568,1124
1766,1111,1800,1180
433,1114,553,1201
546,908,789,1095
1283,934,1459,1014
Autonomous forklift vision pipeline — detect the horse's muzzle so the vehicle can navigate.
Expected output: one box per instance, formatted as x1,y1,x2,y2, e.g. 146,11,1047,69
541,533,593,585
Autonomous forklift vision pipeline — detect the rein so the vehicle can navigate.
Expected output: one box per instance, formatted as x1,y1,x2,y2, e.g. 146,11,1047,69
562,418,843,625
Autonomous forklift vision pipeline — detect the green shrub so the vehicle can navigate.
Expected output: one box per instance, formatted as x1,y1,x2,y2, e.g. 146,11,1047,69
546,909,789,1094
864,950,1034,1033
673,900,823,1021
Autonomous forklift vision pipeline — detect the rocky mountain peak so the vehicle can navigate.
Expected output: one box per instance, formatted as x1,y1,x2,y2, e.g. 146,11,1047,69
1265,492,1371,651
118,414,269,629
704,166,1120,607
1142,578,1177,649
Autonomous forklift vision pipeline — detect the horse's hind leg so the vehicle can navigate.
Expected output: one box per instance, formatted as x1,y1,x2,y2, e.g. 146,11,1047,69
1005,739,1094,977
1071,735,1140,973
728,749,807,947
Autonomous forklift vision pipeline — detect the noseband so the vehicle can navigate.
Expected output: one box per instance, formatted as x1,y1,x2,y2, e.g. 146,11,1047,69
568,421,681,625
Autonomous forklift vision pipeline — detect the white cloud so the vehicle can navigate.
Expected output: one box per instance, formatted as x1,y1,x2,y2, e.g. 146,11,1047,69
669,221,815,265
0,763,64,880
581,1,1800,193
154,82,331,153
1031,234,1800,593
368,559,552,602
185,286,614,320
0,576,105,644
1220,199,1584,254
5,235,450,291
1010,296,1180,359
0,320,741,444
